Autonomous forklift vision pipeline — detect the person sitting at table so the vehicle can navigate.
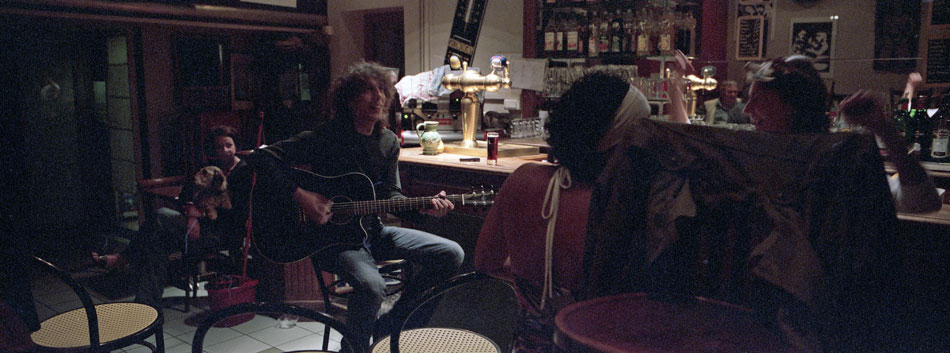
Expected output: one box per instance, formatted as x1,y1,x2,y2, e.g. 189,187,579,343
92,125,252,306
474,50,694,353
696,79,750,124
744,55,941,213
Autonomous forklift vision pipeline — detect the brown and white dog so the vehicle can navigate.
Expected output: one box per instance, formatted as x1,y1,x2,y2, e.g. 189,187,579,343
190,166,231,220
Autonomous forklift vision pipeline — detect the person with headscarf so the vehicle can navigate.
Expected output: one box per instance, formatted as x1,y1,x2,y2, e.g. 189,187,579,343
474,51,693,353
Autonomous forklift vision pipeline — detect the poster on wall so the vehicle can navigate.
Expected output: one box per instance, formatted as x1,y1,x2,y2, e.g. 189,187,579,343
789,18,837,78
444,0,488,66
873,0,920,73
736,15,764,60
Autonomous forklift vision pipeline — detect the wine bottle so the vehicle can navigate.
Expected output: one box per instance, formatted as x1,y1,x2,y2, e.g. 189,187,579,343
931,95,950,162
566,13,579,56
610,10,623,54
588,11,599,57
544,14,557,55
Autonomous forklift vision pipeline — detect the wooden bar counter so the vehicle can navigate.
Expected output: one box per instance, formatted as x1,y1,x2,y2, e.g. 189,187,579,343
397,146,552,272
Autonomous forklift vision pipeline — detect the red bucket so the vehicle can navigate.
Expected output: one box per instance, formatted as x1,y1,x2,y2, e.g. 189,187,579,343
206,275,259,327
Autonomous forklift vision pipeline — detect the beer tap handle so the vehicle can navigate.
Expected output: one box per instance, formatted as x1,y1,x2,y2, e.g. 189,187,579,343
490,55,508,76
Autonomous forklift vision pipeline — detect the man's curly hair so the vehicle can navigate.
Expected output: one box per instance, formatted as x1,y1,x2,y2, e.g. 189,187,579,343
330,61,395,126
546,71,629,184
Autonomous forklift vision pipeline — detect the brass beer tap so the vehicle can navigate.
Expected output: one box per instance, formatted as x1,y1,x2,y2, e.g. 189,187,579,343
683,65,718,119
441,55,511,148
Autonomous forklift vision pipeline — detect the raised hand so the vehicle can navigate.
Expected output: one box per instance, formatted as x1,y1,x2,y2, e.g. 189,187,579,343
839,89,888,134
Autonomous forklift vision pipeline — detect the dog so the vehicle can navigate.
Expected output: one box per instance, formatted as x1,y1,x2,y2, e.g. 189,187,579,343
190,166,231,220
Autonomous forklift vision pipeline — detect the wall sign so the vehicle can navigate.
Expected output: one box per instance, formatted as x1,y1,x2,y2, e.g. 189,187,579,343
737,15,764,60
444,0,488,66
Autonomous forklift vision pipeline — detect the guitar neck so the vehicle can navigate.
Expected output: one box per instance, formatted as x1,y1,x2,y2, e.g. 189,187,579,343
330,195,469,215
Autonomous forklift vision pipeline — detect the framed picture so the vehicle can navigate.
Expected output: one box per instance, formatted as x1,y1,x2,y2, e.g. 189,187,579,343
789,18,837,78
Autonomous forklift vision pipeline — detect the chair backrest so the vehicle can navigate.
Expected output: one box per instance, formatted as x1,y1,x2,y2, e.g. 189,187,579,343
391,272,519,353
192,302,364,353
31,256,103,349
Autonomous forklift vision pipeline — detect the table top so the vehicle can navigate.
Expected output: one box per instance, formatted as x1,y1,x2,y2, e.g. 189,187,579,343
553,293,787,353
398,147,551,176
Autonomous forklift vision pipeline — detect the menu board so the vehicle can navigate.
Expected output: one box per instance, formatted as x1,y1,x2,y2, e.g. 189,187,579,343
737,16,764,60
926,37,950,85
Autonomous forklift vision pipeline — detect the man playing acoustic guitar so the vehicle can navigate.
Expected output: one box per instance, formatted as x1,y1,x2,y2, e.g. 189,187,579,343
246,61,464,349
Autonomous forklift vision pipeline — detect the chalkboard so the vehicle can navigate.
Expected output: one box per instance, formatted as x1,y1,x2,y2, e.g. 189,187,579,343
926,37,950,85
737,15,764,60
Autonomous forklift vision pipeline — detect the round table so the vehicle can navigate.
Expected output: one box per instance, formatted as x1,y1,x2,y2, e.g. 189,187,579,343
553,293,788,353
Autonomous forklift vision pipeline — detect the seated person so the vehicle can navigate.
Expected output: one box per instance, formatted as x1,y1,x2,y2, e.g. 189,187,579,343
474,51,693,353
744,56,941,213
244,61,463,348
92,125,252,306
697,80,750,124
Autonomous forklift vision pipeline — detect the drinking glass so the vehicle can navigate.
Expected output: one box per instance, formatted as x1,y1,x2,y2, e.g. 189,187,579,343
486,132,499,165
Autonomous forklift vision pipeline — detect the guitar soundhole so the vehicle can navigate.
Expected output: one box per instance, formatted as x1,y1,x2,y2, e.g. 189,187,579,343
329,195,353,225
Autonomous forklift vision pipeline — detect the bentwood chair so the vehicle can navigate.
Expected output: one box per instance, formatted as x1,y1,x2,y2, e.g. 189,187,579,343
370,272,519,353
192,302,365,353
29,256,165,352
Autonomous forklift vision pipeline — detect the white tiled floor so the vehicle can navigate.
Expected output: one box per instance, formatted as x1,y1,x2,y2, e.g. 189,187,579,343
30,268,344,353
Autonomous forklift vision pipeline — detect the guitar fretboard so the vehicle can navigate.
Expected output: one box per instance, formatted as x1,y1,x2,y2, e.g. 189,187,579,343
330,194,486,215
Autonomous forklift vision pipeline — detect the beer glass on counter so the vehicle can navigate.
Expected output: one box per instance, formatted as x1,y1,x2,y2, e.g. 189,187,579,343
486,131,500,165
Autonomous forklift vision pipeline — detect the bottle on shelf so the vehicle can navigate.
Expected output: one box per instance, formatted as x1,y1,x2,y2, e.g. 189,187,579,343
675,11,697,56
931,95,950,162
587,11,599,57
566,13,579,56
658,10,676,56
610,9,624,54
623,8,636,54
577,11,588,57
598,10,610,55
911,94,933,160
636,8,653,56
556,13,566,55
893,98,912,142
544,13,558,55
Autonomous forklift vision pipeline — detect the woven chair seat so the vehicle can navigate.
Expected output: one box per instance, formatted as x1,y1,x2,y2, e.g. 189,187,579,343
371,328,500,353
31,302,159,349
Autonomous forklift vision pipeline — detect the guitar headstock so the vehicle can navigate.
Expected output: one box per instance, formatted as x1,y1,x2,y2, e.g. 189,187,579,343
462,185,496,208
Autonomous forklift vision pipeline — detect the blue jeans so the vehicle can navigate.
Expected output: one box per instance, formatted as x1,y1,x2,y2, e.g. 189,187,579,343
318,225,464,347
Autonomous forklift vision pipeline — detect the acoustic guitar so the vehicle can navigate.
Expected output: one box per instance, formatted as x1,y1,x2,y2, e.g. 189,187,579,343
251,168,494,264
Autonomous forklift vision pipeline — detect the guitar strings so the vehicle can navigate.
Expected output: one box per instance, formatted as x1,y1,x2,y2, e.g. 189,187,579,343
328,194,491,212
